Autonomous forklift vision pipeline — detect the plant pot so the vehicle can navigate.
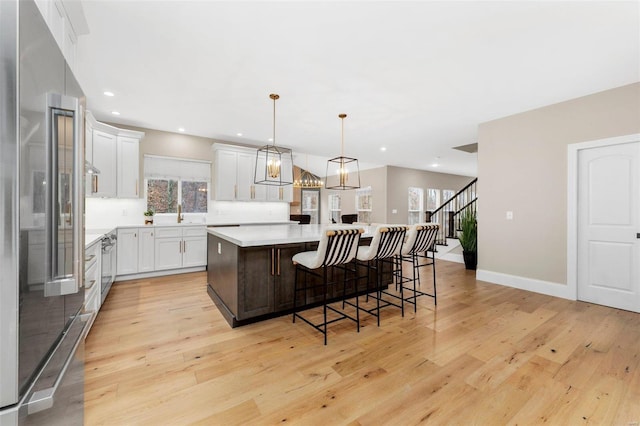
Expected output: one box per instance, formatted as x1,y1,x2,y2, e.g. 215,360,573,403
463,250,477,270
144,218,154,225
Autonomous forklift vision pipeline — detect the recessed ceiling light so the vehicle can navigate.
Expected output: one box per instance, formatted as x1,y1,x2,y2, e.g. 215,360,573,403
111,111,120,116
178,128,185,132
431,163,439,168
268,138,273,142
103,91,114,97
237,133,243,137
380,147,387,152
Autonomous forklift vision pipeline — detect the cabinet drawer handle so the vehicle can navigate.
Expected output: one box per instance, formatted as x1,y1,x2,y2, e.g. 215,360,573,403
85,279,96,290
277,248,280,275
183,241,186,252
271,248,274,276
84,254,95,262
135,179,138,196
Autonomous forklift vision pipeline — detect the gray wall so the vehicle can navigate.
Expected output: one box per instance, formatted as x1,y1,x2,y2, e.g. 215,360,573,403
386,166,475,224
477,82,640,286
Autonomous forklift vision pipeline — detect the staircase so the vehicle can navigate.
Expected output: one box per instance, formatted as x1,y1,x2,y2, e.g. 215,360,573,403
426,178,477,246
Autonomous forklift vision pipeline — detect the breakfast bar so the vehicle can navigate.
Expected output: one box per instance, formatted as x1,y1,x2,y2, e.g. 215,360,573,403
206,224,392,327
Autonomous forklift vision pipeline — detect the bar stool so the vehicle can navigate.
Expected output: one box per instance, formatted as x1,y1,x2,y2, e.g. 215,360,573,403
398,223,439,311
352,225,407,326
292,227,363,345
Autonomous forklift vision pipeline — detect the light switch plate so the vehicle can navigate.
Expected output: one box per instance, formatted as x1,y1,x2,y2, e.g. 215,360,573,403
506,211,513,220
217,242,221,254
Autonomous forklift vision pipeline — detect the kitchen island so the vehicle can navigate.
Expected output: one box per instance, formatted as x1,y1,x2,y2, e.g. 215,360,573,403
206,224,392,327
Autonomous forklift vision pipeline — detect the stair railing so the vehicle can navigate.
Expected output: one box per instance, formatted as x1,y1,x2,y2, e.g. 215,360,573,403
425,178,477,245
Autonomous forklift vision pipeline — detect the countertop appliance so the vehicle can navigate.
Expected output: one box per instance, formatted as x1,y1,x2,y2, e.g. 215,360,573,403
101,231,117,303
0,1,89,424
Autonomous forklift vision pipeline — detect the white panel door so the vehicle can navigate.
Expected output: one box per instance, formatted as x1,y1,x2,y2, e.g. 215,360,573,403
117,228,138,275
182,236,207,267
578,141,639,312
91,130,117,197
117,136,140,198
138,228,155,272
154,237,183,271
214,150,237,200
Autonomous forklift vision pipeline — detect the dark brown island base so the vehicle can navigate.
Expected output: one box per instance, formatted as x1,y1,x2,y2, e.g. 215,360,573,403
206,224,393,327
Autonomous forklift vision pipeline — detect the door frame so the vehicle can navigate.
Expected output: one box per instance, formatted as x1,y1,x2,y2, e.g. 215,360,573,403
567,133,640,301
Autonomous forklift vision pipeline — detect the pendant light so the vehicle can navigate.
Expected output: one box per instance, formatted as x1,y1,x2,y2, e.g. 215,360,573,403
254,93,293,186
325,113,360,190
294,155,324,188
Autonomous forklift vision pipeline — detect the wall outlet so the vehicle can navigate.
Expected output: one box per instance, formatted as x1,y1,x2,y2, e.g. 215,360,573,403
506,211,513,220
392,209,398,214
217,242,221,254
122,209,127,216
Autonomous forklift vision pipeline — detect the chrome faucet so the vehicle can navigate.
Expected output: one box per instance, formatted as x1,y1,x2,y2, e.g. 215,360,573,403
177,203,183,223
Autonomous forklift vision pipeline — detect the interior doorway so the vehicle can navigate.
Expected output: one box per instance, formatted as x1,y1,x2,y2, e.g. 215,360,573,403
569,135,639,313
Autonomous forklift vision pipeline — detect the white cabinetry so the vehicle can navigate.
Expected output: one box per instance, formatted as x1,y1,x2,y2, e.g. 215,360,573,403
84,240,101,324
138,228,155,272
214,145,265,201
90,130,117,197
116,228,139,275
213,143,293,202
34,0,88,74
86,111,144,199
182,227,208,268
154,226,207,271
117,136,140,198
117,227,156,275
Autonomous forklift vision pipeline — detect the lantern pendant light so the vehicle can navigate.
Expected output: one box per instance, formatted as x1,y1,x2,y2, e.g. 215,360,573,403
254,93,293,186
325,113,360,190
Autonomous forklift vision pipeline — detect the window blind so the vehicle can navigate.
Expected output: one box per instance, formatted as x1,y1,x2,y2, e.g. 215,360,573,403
144,155,211,181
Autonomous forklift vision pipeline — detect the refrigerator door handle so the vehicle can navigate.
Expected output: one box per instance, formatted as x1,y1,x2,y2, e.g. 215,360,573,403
25,313,92,415
44,93,82,297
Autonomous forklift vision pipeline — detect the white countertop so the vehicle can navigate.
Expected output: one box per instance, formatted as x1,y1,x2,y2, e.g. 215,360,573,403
207,224,374,247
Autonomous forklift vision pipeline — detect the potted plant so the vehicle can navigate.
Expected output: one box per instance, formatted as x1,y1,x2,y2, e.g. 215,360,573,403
143,209,154,225
458,209,477,270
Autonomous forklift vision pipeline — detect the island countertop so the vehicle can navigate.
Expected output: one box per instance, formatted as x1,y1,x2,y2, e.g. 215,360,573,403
207,224,374,247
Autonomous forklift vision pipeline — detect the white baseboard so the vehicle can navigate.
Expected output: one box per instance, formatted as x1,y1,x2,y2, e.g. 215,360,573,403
116,266,206,282
476,269,576,300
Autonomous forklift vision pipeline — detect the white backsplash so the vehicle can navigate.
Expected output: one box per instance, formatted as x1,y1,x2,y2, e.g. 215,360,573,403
85,198,289,229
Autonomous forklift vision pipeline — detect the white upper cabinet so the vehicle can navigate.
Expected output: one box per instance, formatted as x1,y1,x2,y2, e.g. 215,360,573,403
212,143,290,202
86,111,144,198
91,130,117,198
34,0,89,75
117,136,140,198
214,149,238,200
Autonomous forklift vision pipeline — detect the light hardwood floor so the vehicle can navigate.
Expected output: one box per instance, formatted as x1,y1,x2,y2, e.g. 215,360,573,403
85,261,640,425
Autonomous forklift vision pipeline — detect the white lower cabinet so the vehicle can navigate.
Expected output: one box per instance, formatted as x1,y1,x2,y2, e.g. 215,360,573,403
138,228,156,272
84,239,101,331
116,228,139,275
154,226,207,271
116,225,206,277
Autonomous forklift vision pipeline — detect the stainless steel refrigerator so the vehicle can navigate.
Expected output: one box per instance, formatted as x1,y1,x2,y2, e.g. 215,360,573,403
1,1,89,424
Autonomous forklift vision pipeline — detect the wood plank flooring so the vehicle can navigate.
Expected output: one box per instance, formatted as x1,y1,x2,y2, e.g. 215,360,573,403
85,261,640,425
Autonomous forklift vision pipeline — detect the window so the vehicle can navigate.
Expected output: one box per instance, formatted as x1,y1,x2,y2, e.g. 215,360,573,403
426,188,440,212
144,155,211,214
355,186,372,224
407,187,423,225
442,189,455,212
328,194,341,223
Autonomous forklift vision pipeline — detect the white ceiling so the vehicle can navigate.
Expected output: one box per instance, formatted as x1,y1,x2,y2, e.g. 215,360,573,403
75,1,640,177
